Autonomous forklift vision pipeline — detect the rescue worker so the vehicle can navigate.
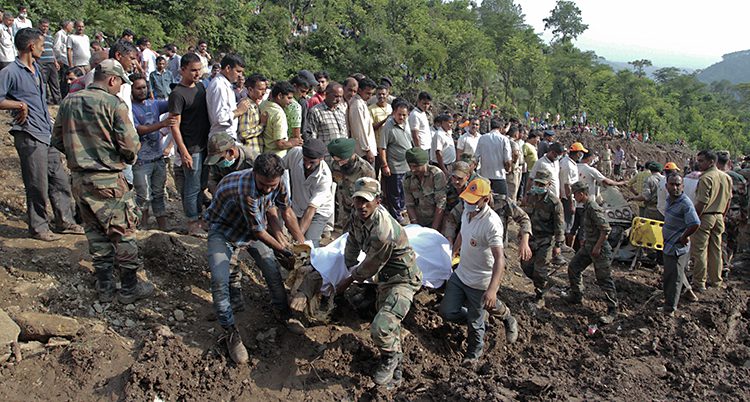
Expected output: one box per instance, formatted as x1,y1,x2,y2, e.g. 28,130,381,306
327,137,375,231
403,147,447,230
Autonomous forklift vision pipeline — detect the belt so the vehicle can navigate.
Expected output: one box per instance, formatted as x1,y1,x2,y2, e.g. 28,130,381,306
702,211,724,215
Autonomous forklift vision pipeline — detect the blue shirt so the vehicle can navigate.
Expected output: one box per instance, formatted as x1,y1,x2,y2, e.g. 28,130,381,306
662,193,700,256
204,169,289,245
132,99,169,162
149,70,173,100
40,34,56,64
0,59,52,144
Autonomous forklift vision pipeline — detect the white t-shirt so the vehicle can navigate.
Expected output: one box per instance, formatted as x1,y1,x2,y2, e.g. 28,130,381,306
530,155,561,198
456,205,504,291
476,130,512,180
0,25,15,63
408,108,431,151
684,174,700,203
12,18,32,34
141,48,158,79
577,162,606,199
283,147,334,219
559,155,579,199
66,34,91,67
656,176,668,216
456,132,480,155
430,128,456,164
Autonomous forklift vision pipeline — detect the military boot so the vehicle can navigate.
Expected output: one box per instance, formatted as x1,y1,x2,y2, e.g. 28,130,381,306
533,288,546,309
95,267,116,303
118,269,155,304
373,351,400,385
388,353,404,388
599,305,618,325
562,291,583,305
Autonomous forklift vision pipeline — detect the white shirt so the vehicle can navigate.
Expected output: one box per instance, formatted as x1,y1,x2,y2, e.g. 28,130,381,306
12,18,32,35
530,155,561,198
283,147,334,218
476,130,512,180
456,205,505,291
66,34,91,67
456,131,480,156
408,107,431,151
559,155,579,199
0,24,15,63
577,162,606,199
348,94,376,157
430,128,456,165
206,74,239,139
141,48,158,79
53,29,68,64
684,174,700,203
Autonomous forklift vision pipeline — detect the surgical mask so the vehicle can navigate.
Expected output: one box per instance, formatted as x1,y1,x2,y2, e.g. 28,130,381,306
530,186,547,196
20,13,27,18
464,201,480,213
218,158,235,169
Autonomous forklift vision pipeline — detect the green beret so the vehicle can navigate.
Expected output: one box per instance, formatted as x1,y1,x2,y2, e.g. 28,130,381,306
327,138,356,159
405,147,429,165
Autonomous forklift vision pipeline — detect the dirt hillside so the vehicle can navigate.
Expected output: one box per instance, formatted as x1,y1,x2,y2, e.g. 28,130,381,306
0,113,748,401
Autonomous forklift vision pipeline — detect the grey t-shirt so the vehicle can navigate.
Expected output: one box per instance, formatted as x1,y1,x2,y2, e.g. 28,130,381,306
378,117,412,174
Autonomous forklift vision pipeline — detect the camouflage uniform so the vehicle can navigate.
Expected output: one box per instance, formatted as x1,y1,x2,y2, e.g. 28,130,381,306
330,155,375,230
567,195,618,309
442,171,480,242
345,205,423,355
51,83,142,296
522,186,565,292
206,146,254,194
723,170,746,268
403,165,447,227
642,172,664,220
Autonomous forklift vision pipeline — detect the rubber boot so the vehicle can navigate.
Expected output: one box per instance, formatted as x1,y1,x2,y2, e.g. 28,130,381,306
373,351,400,385
118,269,155,304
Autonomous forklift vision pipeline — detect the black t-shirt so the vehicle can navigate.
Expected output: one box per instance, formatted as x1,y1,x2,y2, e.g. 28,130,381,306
168,82,210,153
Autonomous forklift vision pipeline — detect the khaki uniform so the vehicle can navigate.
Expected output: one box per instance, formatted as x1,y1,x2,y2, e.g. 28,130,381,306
522,190,565,290
330,155,376,230
51,84,142,293
601,148,612,176
691,166,732,287
723,170,747,267
642,173,664,220
404,165,447,227
567,198,618,308
506,139,523,201
345,205,423,354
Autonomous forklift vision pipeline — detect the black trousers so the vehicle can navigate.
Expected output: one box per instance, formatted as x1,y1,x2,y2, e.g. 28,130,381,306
40,62,61,104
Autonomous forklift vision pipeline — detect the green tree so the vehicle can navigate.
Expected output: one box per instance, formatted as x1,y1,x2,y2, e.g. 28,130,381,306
543,0,588,43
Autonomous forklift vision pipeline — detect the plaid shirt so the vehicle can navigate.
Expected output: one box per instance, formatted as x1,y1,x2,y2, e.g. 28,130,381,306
238,101,264,156
205,169,290,245
306,102,347,144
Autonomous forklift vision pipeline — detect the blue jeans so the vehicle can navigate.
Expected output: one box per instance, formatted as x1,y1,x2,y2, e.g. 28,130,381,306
439,272,507,357
208,230,290,328
132,158,167,217
181,151,207,221
384,173,405,219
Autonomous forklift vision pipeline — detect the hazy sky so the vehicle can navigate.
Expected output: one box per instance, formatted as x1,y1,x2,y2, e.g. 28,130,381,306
514,0,748,70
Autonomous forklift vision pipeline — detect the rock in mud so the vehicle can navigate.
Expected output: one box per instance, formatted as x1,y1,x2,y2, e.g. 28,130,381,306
12,312,81,342
0,308,20,345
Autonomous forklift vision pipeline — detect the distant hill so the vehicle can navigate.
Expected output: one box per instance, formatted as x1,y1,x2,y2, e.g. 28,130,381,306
697,50,750,84
595,57,694,79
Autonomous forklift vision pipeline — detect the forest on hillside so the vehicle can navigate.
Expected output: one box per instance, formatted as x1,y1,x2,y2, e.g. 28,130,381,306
3,0,750,154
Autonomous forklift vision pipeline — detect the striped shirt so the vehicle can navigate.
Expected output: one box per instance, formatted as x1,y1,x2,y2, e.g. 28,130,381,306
662,193,700,256
204,169,289,245
39,34,56,64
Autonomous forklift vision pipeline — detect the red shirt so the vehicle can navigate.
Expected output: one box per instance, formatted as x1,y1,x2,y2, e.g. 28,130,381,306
307,92,325,109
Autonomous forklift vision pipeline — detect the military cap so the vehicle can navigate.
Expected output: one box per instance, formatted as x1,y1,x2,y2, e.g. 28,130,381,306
571,181,589,194
327,138,356,159
205,133,236,165
452,161,471,179
405,147,429,165
97,59,132,84
533,170,552,184
352,177,381,201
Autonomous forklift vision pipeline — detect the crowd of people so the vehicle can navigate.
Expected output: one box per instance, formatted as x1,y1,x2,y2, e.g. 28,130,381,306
1,13,749,388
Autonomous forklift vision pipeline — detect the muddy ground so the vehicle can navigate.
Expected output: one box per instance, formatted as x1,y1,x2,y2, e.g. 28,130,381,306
0,112,748,401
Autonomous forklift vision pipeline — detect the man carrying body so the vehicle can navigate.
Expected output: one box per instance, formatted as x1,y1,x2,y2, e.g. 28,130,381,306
336,177,423,385
440,177,519,367
403,147,447,230
283,139,334,246
328,138,375,231
565,181,619,324
0,27,81,241
522,170,565,308
52,59,153,303
205,153,307,364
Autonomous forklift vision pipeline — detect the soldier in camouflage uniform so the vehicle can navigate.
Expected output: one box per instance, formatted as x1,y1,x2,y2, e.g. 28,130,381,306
327,138,375,231
205,133,256,194
336,177,423,386
51,60,154,304
717,151,746,276
521,170,565,308
564,181,618,324
403,147,447,229
442,161,479,244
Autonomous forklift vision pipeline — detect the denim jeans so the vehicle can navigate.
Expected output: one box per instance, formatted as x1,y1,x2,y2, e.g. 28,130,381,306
439,272,507,357
181,151,206,221
132,158,167,217
208,230,290,328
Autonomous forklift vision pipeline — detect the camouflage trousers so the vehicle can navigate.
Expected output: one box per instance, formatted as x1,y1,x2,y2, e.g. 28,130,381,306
521,236,554,290
567,242,618,308
72,172,141,288
371,281,420,354
441,203,464,244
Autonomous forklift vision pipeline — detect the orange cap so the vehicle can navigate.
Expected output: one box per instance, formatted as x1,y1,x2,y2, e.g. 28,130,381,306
569,142,588,152
664,162,681,171
459,178,491,204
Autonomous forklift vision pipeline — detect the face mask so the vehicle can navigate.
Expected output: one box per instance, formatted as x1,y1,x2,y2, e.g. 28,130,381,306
464,201,480,213
530,186,547,196
20,13,28,18
218,158,234,169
